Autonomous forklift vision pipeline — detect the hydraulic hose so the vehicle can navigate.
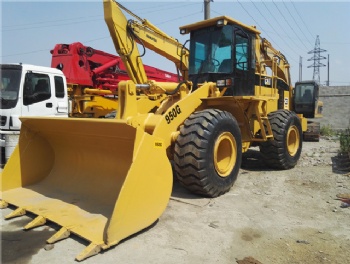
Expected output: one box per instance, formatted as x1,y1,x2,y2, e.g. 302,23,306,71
165,81,188,96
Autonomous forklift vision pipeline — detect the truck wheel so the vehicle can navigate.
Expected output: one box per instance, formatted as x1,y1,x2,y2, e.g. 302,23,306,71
174,109,242,198
260,110,302,169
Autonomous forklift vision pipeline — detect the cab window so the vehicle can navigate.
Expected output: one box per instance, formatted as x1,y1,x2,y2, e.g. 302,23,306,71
235,34,249,71
23,73,51,105
295,83,315,104
54,76,65,98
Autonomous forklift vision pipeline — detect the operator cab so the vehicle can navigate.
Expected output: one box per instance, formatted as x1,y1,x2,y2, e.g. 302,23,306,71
294,80,321,118
180,16,257,96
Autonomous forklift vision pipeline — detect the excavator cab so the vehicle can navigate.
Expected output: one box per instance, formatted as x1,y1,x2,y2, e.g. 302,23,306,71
294,80,322,118
294,80,323,141
182,17,256,96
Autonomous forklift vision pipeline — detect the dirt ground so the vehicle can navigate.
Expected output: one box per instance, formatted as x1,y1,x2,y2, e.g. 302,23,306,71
1,137,349,264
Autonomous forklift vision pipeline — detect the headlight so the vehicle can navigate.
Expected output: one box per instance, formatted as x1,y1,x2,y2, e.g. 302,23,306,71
216,80,226,87
216,78,233,88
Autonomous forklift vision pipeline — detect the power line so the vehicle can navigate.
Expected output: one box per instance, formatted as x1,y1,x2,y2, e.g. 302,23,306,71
157,11,203,25
281,0,314,46
0,36,111,58
234,1,282,50
237,0,297,65
1,18,103,32
1,2,202,58
128,2,183,12
2,15,102,29
289,0,314,42
212,1,298,64
260,1,304,58
2,2,201,32
118,1,201,20
323,41,350,45
271,0,309,51
248,1,300,59
1,48,49,58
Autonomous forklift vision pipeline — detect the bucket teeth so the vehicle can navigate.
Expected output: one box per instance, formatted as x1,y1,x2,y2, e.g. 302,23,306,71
47,227,70,244
5,207,26,219
76,243,101,262
0,200,9,209
24,216,46,230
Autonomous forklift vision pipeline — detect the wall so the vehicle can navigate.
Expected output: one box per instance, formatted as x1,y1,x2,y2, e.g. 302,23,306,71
317,86,350,130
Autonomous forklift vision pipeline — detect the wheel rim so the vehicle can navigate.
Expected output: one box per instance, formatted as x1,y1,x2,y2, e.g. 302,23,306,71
214,132,237,177
287,125,299,156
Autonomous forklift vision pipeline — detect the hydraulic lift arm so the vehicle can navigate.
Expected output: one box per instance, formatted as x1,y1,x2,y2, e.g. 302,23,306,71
103,0,189,83
258,38,291,87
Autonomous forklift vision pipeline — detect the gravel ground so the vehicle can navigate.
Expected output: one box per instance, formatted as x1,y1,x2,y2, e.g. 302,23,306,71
1,137,349,264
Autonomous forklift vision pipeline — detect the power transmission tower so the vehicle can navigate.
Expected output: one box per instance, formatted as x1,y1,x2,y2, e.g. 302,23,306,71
307,35,327,84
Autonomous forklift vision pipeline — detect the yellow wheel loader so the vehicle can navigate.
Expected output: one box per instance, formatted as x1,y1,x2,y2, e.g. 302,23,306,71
1,0,318,261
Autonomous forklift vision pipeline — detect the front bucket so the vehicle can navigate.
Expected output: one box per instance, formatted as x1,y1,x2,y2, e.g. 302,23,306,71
1,117,172,260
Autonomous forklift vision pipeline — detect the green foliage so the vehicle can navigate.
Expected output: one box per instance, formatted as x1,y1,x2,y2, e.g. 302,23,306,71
320,124,335,137
339,128,350,154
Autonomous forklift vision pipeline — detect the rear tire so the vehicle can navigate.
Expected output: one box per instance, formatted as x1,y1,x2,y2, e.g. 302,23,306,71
174,109,242,198
260,110,302,169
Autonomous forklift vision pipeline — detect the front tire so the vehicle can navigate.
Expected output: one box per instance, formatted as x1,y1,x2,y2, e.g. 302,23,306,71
174,109,242,198
260,110,302,169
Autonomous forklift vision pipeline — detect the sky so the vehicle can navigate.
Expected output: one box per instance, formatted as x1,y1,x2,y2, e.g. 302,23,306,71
1,0,350,86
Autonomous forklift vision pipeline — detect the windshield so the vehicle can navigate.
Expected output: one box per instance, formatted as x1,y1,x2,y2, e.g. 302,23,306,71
189,25,233,75
0,66,22,109
294,83,315,104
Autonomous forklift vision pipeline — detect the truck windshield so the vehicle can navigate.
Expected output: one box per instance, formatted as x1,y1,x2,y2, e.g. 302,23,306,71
189,25,233,75
0,67,22,109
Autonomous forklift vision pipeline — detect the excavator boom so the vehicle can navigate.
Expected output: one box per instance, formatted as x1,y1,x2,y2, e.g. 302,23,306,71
104,0,188,82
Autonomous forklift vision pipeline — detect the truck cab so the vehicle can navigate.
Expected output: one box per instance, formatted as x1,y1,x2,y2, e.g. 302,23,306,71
1,63,69,162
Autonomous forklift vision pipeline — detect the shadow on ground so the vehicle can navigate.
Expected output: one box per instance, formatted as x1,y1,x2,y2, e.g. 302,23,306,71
332,152,350,174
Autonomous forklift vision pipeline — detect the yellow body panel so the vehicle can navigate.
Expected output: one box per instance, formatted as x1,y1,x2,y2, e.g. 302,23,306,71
180,15,261,35
71,95,118,118
67,83,119,118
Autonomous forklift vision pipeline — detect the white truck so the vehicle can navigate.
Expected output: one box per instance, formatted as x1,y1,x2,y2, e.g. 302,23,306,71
1,63,69,163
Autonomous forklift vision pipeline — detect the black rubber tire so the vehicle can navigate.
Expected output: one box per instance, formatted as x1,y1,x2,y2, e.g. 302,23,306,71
260,109,302,170
174,109,242,198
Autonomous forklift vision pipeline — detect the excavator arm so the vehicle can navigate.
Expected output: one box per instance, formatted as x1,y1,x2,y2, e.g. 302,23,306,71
103,0,189,83
103,0,147,83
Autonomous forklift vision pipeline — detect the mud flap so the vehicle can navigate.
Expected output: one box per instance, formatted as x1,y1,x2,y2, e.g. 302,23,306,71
0,117,172,261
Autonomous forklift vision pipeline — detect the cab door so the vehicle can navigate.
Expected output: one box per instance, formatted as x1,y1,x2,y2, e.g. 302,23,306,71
233,28,255,96
21,71,67,117
53,75,69,116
